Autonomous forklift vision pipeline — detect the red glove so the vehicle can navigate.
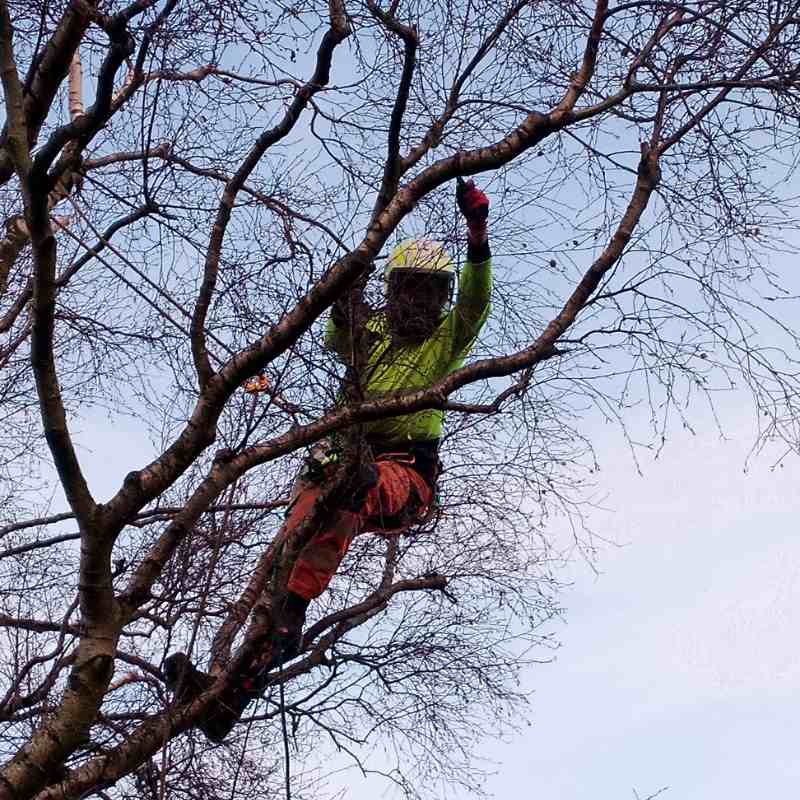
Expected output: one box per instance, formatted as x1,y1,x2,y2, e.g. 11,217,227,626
456,177,489,245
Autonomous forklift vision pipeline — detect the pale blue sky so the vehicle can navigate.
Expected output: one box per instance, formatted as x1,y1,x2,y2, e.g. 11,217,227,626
327,393,799,799
12,23,799,794
65,275,800,800
49,192,800,800
475,400,799,799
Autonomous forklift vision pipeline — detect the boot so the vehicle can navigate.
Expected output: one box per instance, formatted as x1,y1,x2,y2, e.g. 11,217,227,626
163,652,214,703
217,592,311,709
264,591,309,671
197,682,258,743
185,592,307,741
162,594,309,743
163,652,257,744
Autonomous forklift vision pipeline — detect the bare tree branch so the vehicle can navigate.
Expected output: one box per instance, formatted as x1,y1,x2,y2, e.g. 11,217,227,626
190,0,353,389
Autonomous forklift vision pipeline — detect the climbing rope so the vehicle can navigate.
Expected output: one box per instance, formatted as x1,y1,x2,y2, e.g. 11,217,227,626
241,373,293,799
278,648,292,800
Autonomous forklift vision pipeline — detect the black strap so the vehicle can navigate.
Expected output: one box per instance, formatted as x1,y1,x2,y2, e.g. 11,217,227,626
366,438,441,486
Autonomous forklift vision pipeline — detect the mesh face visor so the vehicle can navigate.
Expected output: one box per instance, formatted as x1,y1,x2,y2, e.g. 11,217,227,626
387,268,454,311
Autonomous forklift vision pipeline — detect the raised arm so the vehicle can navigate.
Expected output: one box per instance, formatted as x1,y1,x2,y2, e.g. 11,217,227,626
324,273,375,363
324,296,353,360
451,178,492,356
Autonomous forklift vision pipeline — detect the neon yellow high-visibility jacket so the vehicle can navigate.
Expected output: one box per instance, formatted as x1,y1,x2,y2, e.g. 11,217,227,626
324,256,492,443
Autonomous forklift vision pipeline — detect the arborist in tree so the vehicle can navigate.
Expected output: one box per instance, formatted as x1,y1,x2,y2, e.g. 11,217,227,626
165,177,492,742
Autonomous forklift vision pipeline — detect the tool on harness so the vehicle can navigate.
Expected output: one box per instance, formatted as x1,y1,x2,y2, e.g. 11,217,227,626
287,439,381,515
295,437,441,519
294,439,339,488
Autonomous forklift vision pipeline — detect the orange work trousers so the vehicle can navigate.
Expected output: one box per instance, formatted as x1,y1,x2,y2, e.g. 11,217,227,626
286,460,433,601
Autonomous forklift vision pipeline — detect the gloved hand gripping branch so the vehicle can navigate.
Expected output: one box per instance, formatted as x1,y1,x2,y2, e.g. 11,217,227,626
456,176,490,260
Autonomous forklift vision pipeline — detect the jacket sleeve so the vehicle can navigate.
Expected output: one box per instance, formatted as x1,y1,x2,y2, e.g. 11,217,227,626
324,315,352,361
450,254,492,358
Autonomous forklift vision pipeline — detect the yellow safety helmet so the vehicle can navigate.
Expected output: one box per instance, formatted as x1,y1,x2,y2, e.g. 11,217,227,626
384,239,455,281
